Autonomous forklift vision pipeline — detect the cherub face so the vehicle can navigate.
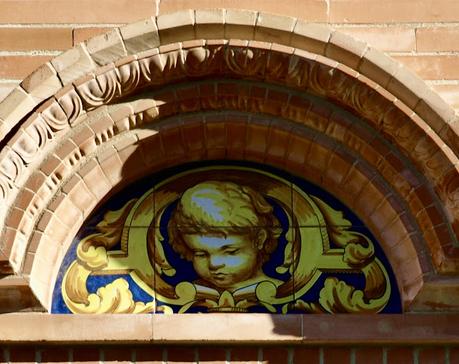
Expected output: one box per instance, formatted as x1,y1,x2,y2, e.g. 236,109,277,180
182,233,264,290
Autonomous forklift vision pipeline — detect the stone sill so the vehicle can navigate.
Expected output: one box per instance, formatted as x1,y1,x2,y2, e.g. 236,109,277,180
1,314,459,344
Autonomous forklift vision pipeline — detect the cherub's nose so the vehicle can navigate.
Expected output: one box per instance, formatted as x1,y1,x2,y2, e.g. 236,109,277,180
208,255,225,270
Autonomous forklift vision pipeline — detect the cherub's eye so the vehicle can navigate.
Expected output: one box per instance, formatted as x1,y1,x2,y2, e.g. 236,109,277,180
193,251,207,258
225,249,239,255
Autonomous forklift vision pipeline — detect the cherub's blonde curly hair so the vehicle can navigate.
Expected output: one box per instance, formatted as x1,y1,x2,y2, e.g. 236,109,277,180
168,181,281,264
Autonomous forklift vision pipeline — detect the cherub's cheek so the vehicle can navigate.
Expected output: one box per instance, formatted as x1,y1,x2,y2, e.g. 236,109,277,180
193,260,209,273
225,256,247,268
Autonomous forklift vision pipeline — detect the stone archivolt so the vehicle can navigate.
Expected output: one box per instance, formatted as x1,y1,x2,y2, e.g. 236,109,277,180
0,10,458,312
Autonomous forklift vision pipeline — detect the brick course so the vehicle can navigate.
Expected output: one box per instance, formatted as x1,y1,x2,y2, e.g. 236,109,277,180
0,345,456,364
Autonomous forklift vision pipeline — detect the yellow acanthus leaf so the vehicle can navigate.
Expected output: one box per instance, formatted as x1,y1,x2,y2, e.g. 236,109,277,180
343,234,375,266
76,238,108,270
152,226,176,276
62,263,92,305
289,299,324,313
64,276,154,314
96,199,137,245
318,277,388,314
158,305,174,314
363,260,388,298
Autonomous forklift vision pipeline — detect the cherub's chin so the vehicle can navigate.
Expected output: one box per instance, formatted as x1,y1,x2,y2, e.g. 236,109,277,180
210,274,231,285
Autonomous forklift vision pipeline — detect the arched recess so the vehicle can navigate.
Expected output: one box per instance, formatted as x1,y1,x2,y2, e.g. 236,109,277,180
0,9,458,312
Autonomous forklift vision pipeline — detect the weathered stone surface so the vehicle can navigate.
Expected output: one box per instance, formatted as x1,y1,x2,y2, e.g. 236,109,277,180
51,44,96,85
85,29,127,66
0,87,36,139
120,18,160,55
20,63,62,102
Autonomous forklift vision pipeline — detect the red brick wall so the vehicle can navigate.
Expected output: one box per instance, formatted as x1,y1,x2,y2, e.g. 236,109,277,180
1,345,456,364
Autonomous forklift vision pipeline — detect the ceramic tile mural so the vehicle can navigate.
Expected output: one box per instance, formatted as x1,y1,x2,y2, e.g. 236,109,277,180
52,162,402,313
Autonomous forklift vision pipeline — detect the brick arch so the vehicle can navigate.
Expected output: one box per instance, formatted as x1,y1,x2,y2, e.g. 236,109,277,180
0,10,457,311
27,106,424,310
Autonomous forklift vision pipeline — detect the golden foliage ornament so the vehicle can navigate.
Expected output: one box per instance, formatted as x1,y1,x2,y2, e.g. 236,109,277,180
61,166,394,314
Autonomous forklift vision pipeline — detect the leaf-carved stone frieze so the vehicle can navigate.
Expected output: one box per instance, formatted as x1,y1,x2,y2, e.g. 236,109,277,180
76,69,121,111
56,88,84,126
40,100,69,132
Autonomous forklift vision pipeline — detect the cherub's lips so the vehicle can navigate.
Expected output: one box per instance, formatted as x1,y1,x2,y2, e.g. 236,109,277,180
211,272,228,280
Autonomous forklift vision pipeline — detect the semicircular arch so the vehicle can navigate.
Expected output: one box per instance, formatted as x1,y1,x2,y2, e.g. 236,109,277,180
0,10,457,311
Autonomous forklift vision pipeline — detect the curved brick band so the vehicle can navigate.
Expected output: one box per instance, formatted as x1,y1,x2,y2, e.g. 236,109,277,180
0,10,457,312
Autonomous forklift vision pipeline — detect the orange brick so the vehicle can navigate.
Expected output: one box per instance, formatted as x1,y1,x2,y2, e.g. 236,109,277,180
198,347,227,364
0,28,72,51
418,347,446,363
394,55,459,80
73,27,114,45
450,347,459,364
229,347,259,364
293,348,320,363
103,348,132,364
0,56,52,79
9,347,36,362
262,348,289,364
0,0,154,24
386,347,413,364
135,347,163,364
417,27,459,52
322,348,351,364
159,0,328,21
355,347,383,364
40,347,70,363
330,0,459,23
339,27,415,52
167,347,196,363
73,347,100,363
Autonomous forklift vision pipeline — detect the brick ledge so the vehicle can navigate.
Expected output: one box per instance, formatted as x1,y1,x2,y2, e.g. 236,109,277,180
0,313,459,344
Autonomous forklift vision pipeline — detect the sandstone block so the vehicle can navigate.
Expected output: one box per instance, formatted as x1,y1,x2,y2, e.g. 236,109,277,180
225,9,257,40
0,87,36,136
326,31,368,71
85,29,127,66
20,63,62,102
358,47,401,88
291,21,331,55
120,18,160,55
157,9,195,45
51,44,96,86
195,9,225,39
255,12,296,45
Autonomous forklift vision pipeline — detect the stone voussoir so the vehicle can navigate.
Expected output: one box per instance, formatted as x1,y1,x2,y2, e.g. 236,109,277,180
120,17,160,55
85,28,128,66
254,12,296,45
50,43,97,87
194,8,225,40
